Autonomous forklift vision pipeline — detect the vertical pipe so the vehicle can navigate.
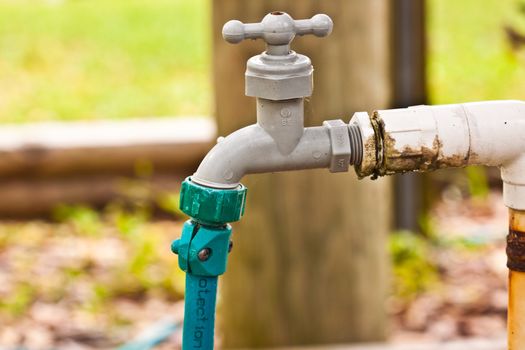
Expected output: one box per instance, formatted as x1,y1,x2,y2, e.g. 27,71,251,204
182,274,218,350
507,209,525,350
391,0,426,232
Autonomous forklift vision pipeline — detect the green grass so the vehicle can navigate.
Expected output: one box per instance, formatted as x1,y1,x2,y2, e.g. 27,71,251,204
0,203,186,322
0,0,211,123
428,0,525,103
2,0,524,121
390,231,439,299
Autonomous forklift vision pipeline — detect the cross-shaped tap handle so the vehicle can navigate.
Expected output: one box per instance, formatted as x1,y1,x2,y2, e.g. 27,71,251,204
222,11,333,49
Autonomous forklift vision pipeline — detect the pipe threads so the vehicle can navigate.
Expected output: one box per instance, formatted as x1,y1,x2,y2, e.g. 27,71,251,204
348,124,363,166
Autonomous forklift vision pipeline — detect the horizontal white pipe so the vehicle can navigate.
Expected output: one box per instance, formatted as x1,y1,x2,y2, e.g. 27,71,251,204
357,100,525,209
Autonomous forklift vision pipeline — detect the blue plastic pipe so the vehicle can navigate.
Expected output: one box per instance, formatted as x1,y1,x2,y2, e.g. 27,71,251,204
182,273,218,350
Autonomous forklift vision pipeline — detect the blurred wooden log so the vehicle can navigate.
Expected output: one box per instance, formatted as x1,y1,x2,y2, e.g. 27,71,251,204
214,1,392,347
0,117,215,217
0,174,185,218
0,117,214,178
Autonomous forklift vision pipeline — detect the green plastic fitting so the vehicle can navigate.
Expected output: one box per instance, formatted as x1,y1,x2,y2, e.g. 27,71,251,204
179,177,247,226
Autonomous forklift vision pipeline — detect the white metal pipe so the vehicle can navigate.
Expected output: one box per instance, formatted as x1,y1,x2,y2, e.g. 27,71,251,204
352,100,525,209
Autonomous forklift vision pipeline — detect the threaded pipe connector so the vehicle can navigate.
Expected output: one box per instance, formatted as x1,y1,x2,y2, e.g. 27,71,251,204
348,123,363,166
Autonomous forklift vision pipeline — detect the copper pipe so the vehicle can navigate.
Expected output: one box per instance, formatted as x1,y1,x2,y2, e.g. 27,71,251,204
507,209,525,349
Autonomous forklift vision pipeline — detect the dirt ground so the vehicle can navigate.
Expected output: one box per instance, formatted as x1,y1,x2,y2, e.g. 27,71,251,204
389,191,508,344
0,190,510,349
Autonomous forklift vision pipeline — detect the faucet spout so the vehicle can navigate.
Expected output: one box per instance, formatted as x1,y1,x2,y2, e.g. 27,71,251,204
191,124,332,189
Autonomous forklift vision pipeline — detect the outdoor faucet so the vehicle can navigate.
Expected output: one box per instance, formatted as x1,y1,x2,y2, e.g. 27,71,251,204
170,12,369,350
171,11,525,350
191,11,363,189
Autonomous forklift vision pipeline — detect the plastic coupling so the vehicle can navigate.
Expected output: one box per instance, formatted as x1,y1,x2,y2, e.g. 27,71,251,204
179,177,247,225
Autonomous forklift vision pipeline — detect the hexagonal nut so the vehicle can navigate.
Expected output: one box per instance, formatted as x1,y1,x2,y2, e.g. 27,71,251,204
246,72,312,100
323,119,351,173
245,52,313,100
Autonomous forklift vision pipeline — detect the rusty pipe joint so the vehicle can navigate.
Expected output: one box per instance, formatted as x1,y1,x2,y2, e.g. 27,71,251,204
351,100,525,209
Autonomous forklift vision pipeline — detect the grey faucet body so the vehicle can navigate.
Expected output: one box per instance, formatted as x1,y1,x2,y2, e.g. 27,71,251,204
192,12,362,189
192,99,332,189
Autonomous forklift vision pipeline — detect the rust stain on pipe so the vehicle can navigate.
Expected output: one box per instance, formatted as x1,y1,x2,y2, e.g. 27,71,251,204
367,112,474,179
508,209,525,350
381,134,475,175
507,209,525,271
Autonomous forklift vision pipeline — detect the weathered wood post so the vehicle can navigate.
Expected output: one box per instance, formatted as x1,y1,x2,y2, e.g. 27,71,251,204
213,1,393,346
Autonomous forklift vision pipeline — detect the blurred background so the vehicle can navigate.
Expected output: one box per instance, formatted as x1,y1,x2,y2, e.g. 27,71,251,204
0,0,524,349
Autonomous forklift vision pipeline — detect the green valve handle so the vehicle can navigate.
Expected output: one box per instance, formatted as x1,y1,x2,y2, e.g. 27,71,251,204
172,177,247,350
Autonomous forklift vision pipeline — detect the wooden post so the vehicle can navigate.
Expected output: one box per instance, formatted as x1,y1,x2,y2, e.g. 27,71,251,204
213,1,392,347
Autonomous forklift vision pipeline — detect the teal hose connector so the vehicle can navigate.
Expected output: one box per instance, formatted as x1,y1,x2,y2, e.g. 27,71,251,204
172,177,247,350
179,177,247,225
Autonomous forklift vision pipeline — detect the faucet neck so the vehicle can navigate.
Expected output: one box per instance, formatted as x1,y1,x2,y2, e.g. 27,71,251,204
256,98,304,155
